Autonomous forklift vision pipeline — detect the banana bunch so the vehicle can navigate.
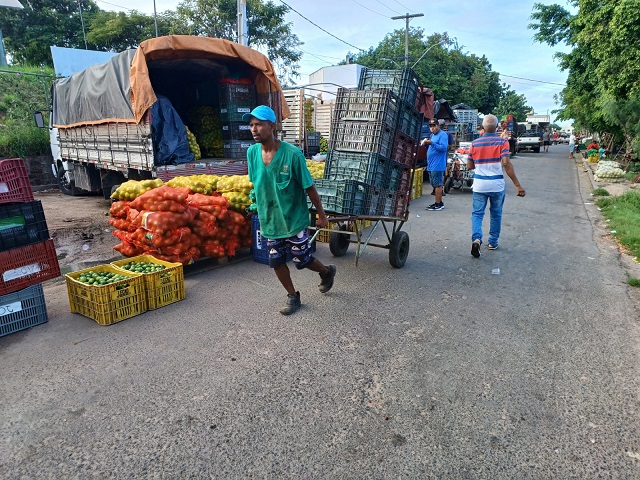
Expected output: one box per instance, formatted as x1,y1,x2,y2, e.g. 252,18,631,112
185,126,202,160
306,159,326,179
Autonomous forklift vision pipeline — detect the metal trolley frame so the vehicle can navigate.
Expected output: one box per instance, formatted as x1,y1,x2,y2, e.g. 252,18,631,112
308,168,416,268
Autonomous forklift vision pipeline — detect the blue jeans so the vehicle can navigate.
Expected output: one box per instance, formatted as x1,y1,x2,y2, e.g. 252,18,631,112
472,190,505,246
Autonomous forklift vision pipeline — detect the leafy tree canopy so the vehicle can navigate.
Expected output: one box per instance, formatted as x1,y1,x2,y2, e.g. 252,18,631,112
529,0,640,154
349,29,506,115
493,86,532,122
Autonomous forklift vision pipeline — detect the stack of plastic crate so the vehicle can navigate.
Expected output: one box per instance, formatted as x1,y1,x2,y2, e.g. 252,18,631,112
0,158,60,337
219,81,256,159
318,68,422,217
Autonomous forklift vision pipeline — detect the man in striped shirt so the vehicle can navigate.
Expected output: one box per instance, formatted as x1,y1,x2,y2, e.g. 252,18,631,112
467,114,526,258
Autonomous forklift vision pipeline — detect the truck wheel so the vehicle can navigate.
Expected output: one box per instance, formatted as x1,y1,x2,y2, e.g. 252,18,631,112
533,147,540,153
57,166,77,196
444,177,453,194
329,224,350,257
389,231,409,268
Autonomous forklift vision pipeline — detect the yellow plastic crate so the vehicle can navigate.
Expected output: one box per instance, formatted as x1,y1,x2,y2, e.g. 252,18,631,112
111,255,185,310
411,168,424,200
66,265,146,325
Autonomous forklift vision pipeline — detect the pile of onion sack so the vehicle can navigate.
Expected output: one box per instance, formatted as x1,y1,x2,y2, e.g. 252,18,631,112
109,177,252,264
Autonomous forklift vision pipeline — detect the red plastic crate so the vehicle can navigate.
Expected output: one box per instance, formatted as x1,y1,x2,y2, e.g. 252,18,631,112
0,158,34,204
0,239,61,295
391,131,417,168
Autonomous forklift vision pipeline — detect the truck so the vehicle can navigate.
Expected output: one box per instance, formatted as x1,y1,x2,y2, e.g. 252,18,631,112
37,35,289,198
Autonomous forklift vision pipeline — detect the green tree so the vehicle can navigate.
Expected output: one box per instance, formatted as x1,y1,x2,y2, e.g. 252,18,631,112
86,11,167,52
0,0,101,65
494,86,532,122
174,0,302,83
350,29,504,114
529,0,640,154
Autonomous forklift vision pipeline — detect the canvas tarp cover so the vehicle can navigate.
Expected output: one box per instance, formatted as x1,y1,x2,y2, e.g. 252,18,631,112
52,49,136,127
52,35,289,128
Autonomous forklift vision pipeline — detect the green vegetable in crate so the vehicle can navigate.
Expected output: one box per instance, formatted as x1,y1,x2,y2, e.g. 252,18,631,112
185,126,202,160
77,270,130,288
120,261,166,274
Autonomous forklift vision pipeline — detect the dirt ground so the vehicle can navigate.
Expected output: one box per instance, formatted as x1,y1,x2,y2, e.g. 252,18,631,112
34,190,120,272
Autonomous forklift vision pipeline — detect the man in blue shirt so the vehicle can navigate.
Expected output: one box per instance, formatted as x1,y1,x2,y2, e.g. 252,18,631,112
421,118,449,210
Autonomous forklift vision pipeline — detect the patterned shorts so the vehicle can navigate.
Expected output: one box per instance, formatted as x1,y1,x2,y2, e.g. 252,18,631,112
267,229,314,270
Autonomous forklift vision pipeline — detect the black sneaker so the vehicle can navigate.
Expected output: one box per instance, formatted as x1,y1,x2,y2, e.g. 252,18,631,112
318,265,336,293
471,239,481,258
427,203,444,211
280,291,301,315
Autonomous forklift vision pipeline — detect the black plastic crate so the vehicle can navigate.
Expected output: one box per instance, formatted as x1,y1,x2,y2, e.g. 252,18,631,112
223,140,255,159
358,67,421,108
220,105,253,123
218,83,256,106
313,179,370,215
329,121,394,160
306,132,321,147
0,283,48,337
333,88,400,129
397,103,423,141
386,161,407,192
0,201,49,252
324,150,390,189
221,121,253,141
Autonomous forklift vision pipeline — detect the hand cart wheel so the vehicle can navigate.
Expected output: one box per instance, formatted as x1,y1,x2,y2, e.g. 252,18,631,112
389,230,410,268
444,177,453,194
329,224,350,257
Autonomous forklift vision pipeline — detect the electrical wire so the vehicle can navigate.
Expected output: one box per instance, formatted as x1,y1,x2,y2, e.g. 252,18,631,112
93,0,134,11
499,73,565,87
279,0,366,52
390,0,415,12
350,0,389,18
374,0,402,15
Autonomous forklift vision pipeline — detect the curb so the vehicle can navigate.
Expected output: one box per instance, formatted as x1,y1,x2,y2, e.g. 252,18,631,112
582,159,599,191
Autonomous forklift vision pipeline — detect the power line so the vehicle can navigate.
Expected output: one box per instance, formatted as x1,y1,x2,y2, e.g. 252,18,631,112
279,0,366,52
499,73,565,87
390,0,415,12
94,0,133,11
300,49,343,62
374,0,401,15
350,0,388,17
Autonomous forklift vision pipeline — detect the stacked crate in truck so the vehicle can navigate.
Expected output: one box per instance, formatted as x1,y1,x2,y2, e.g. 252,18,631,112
453,108,479,137
0,159,60,337
281,88,305,148
219,81,257,159
316,67,422,217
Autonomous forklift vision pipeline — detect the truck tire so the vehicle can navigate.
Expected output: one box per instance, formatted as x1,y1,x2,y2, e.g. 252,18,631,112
533,147,540,153
57,166,78,196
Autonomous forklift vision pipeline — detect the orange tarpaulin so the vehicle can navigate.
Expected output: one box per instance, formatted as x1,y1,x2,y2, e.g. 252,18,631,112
130,35,290,124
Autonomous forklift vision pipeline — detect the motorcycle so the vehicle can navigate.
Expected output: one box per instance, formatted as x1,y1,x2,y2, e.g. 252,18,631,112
444,151,474,193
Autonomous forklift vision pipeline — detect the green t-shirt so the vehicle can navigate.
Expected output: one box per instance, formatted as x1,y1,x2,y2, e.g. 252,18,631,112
247,141,314,239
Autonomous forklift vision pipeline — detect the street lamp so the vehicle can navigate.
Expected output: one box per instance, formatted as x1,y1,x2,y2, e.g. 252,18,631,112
412,40,445,69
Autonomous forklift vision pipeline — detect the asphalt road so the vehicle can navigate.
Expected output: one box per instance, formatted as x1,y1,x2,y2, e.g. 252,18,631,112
2,144,639,478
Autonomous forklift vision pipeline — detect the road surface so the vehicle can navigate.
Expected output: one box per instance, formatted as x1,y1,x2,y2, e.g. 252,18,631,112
1,144,639,478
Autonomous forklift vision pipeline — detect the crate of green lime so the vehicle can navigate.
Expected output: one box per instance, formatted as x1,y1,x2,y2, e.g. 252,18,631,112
66,265,146,325
111,255,185,310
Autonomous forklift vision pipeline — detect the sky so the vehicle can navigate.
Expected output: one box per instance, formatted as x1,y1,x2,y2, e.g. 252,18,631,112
96,0,573,126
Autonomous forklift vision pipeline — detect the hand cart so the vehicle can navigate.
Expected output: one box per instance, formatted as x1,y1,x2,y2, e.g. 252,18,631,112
308,169,416,269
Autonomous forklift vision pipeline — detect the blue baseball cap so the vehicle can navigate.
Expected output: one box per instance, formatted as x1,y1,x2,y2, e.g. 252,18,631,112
242,105,277,123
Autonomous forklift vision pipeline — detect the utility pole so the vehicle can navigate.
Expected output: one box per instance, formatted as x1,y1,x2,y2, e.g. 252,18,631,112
391,12,423,68
237,0,248,46
153,0,159,37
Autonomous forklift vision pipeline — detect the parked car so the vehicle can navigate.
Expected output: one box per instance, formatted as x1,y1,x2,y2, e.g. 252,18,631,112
516,132,543,153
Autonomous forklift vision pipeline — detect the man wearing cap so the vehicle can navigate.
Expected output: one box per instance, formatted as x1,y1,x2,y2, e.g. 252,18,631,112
420,118,449,210
244,105,336,315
